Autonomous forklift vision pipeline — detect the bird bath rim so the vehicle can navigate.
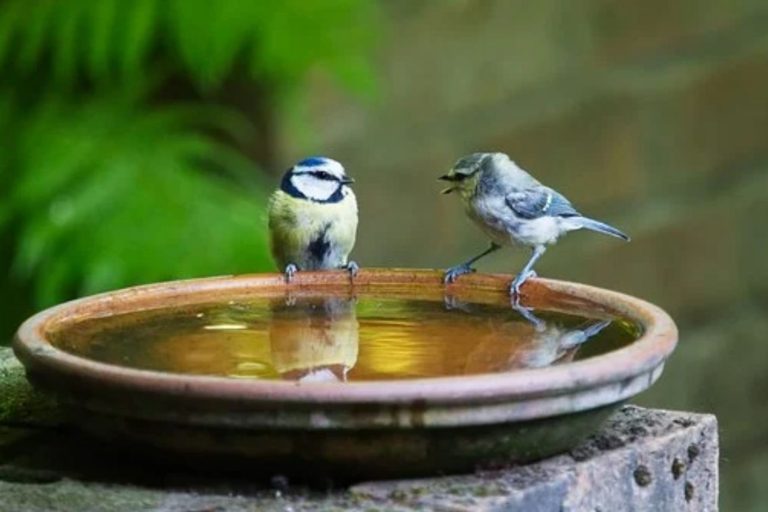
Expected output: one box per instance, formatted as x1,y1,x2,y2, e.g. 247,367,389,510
13,269,677,428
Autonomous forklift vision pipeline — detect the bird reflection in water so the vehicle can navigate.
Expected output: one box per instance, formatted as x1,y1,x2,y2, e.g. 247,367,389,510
269,295,359,383
134,295,612,380
445,294,611,372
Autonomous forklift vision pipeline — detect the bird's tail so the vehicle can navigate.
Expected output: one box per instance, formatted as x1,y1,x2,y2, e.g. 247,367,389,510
577,217,630,242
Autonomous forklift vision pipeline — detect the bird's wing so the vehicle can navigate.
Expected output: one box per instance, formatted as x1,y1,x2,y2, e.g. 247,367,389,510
505,187,580,219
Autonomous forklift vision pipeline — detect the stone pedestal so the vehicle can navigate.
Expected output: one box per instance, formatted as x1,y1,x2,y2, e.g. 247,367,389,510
351,405,718,511
0,347,718,511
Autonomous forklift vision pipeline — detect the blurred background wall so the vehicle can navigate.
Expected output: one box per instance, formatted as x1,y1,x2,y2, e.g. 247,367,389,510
1,1,767,509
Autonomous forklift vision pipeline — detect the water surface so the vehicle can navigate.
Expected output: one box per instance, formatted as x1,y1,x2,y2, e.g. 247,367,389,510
51,296,640,382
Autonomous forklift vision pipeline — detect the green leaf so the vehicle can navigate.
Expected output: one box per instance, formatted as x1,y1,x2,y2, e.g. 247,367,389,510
16,0,55,73
167,0,256,90
0,0,23,67
87,0,119,82
248,0,378,97
51,0,85,84
7,94,273,305
118,0,157,77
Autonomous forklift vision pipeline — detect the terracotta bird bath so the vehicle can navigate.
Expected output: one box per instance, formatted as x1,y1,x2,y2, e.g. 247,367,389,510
13,269,677,479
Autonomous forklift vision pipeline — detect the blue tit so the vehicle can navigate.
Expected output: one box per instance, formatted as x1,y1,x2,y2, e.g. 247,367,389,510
268,156,358,282
439,152,629,299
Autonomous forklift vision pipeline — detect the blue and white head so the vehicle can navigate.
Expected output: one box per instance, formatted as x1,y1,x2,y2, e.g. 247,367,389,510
281,157,354,203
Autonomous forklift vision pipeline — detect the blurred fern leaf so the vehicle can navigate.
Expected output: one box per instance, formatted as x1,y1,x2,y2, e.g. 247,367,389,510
3,93,272,305
0,0,377,96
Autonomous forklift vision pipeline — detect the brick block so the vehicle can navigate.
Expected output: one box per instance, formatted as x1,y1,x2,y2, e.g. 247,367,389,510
350,406,717,511
638,305,768,511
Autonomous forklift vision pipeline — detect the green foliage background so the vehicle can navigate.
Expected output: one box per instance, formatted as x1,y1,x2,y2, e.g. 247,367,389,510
0,0,377,341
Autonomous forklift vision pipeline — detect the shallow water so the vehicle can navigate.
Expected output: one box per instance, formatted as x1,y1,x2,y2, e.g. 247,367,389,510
50,296,641,382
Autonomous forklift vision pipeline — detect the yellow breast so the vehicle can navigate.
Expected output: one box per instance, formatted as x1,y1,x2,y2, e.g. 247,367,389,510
267,189,358,270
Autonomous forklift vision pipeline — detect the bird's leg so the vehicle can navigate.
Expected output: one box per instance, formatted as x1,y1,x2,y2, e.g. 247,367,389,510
511,300,546,331
443,293,473,313
443,243,501,284
510,245,546,300
284,263,299,283
343,260,360,279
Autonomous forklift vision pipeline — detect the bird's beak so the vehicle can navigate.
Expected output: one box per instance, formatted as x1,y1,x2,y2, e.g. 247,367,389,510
439,174,455,194
341,176,355,185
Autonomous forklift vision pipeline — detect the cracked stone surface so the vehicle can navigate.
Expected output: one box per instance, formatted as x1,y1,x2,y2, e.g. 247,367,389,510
1,346,718,511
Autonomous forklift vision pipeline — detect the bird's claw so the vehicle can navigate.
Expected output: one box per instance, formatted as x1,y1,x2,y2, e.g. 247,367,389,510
345,261,360,279
284,263,298,283
509,269,537,300
443,263,475,284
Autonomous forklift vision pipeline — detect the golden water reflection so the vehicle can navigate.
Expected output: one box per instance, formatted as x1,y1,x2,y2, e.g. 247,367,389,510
50,295,635,381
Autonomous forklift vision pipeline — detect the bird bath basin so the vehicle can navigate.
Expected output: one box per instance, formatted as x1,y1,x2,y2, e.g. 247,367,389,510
13,269,677,480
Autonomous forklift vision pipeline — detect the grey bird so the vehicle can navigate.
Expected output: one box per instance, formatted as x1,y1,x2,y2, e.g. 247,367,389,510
439,152,629,298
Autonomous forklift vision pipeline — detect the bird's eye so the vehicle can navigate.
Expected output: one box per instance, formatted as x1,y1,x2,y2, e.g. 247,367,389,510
315,171,333,180
454,171,471,181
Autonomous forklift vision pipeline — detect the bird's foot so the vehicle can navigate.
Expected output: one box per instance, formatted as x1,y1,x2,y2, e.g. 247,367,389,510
284,263,298,283
344,261,360,279
443,263,475,284
509,269,537,301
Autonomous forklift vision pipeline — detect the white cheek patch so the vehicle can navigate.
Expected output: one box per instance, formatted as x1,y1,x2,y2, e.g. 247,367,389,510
323,160,346,179
291,175,339,201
